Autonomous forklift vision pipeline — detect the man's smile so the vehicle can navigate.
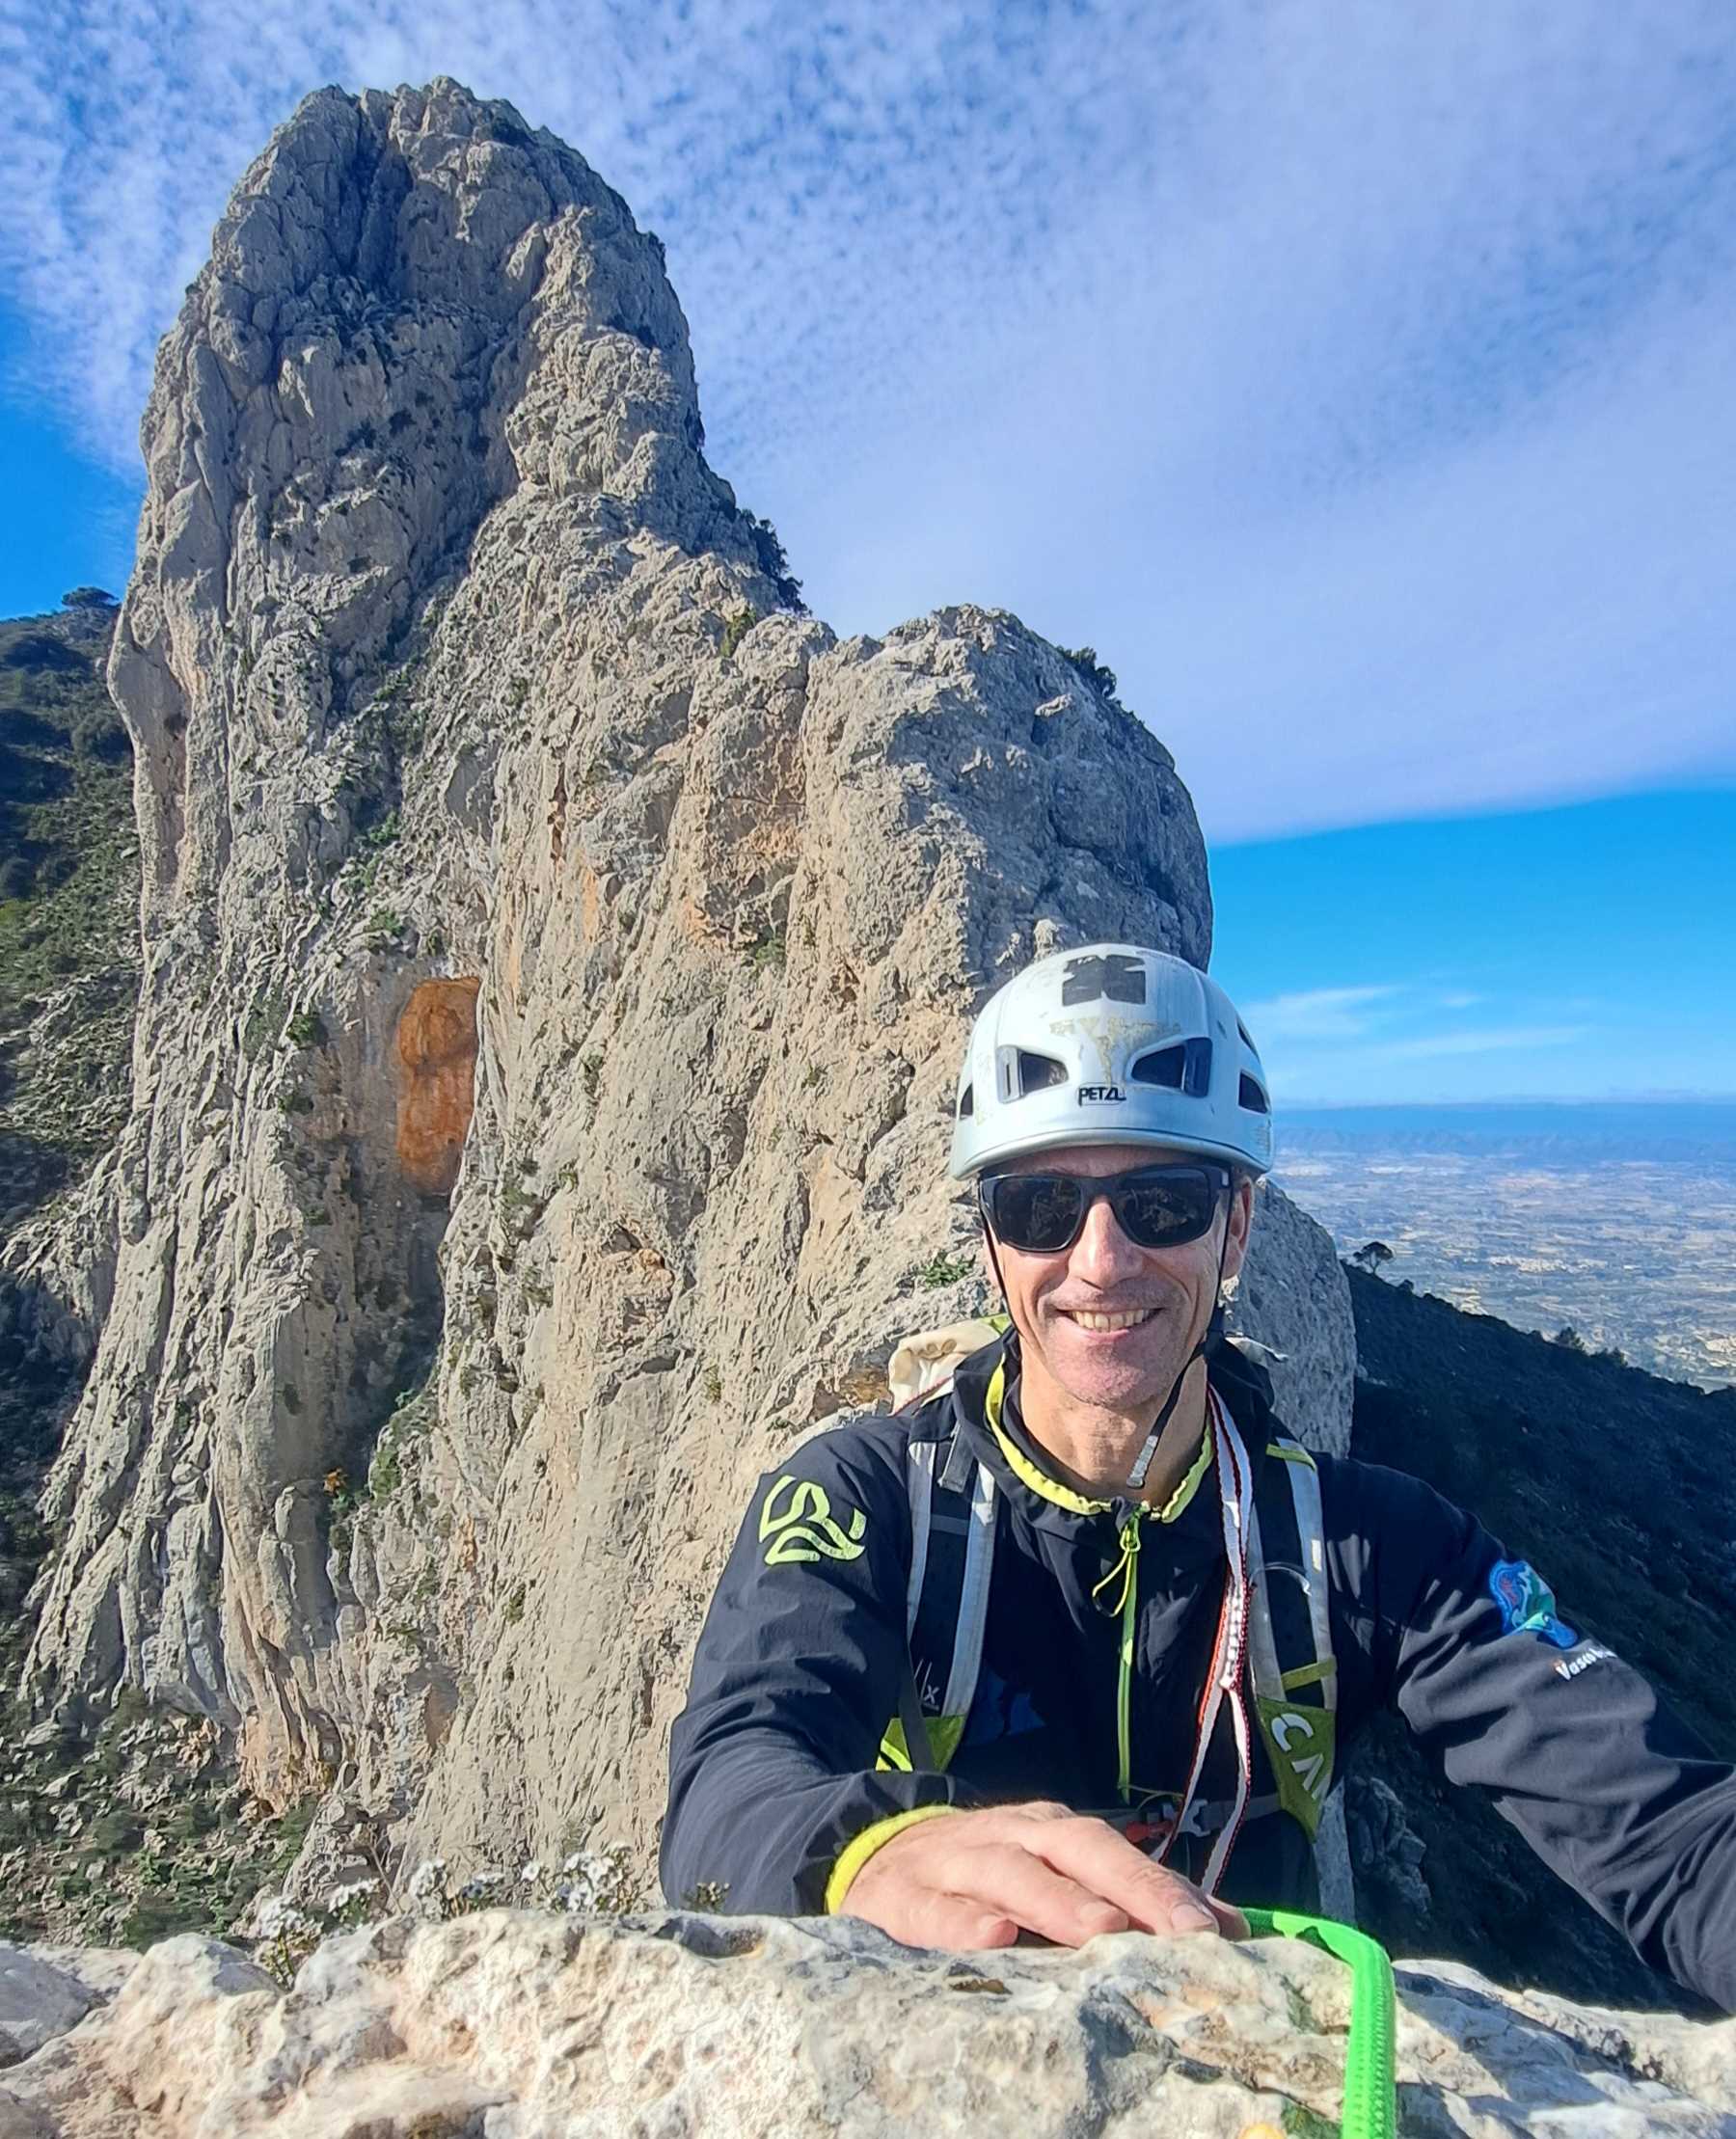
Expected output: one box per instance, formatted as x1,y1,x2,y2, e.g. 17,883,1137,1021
1056,1306,1160,1334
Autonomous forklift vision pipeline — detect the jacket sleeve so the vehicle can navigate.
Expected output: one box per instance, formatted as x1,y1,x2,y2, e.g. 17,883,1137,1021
660,1425,980,1915
1330,1455,1736,2014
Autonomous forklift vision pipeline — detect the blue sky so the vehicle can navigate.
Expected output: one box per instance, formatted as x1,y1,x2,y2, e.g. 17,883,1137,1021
1210,788,1736,1105
1,4,1732,1105
0,307,139,608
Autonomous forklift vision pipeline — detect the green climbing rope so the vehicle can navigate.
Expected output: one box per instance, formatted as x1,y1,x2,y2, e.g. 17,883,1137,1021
1242,1908,1397,2139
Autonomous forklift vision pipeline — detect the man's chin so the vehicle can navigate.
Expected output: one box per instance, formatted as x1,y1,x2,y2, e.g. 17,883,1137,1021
1039,1316,1184,1411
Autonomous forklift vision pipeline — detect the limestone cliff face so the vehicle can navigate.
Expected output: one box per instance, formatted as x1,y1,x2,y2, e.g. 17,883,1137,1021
19,79,1352,1889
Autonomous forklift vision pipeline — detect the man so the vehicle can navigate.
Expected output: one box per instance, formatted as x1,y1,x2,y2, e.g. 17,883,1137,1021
661,943,1736,2009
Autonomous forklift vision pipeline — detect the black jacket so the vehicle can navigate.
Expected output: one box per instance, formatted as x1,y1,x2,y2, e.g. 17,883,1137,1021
661,1332,1736,2011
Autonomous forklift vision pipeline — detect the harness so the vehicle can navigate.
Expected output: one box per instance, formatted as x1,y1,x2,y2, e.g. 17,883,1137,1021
877,1324,1338,1889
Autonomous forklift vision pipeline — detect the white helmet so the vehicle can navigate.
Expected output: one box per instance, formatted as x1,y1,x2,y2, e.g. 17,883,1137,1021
948,943,1272,1180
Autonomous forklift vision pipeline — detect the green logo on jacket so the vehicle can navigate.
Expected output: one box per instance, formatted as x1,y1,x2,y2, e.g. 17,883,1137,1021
758,1476,868,1566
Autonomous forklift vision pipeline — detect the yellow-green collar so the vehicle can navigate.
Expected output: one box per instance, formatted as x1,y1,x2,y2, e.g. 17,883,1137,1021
983,1356,1214,1523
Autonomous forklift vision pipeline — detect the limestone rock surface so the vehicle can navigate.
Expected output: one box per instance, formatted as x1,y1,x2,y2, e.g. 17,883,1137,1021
0,1944,130,2070
15,74,1354,1903
2,1913,1732,2136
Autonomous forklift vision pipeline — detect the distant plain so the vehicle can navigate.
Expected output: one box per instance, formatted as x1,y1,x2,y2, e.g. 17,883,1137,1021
1274,1102,1736,1390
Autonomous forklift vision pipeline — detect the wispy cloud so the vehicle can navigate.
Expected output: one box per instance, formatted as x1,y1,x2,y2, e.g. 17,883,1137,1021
1379,1025,1591,1063
1241,986,1400,1042
4,5,1735,838
1246,980,1599,1097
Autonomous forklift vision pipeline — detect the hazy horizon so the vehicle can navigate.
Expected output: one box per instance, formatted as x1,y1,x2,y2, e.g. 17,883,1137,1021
1281,1097,1736,1125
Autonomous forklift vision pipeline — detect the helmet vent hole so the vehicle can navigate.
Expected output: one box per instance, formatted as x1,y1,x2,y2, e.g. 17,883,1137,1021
1236,1019,1255,1049
1130,1043,1184,1090
1238,1072,1270,1115
958,1083,975,1119
1130,1037,1212,1096
1014,1051,1067,1098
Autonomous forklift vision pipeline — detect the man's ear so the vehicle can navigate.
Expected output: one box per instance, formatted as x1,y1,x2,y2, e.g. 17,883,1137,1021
1221,1174,1257,1286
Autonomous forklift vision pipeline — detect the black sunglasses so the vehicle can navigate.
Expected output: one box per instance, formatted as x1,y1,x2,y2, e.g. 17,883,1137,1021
977,1161,1230,1256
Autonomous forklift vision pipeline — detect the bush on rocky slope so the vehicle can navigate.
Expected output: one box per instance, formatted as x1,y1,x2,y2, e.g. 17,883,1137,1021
0,1689,327,1952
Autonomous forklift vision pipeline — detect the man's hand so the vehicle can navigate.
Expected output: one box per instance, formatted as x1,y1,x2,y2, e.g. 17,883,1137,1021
838,1801,1249,1951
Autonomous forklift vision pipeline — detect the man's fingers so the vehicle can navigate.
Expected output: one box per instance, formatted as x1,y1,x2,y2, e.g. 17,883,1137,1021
949,1842,1130,1947
1022,1814,1234,1936
862,1883,1019,1952
838,1803,1245,1956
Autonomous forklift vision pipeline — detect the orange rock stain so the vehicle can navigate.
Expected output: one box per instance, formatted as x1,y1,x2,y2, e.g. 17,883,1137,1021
395,978,482,1195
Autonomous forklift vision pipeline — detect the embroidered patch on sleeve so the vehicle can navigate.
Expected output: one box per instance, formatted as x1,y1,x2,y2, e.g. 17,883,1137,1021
757,1475,869,1566
1488,1558,1579,1650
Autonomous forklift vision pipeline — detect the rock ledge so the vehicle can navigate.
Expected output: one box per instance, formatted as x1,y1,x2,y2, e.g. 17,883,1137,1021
2,1911,1732,2134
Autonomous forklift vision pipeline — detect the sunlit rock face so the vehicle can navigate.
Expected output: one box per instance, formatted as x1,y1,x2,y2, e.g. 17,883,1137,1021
4,1914,1733,2135
19,78,1350,1895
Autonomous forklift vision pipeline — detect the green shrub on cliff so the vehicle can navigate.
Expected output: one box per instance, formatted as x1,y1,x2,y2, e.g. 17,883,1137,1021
0,606,138,1225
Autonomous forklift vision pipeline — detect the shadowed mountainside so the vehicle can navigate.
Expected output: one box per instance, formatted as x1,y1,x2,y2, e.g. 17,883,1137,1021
0,599,138,1229
1,596,143,1905
1345,1263,1735,2015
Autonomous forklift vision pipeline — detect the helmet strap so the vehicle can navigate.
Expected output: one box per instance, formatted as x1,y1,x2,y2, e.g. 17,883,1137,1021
1124,1198,1234,1495
980,1217,1010,1310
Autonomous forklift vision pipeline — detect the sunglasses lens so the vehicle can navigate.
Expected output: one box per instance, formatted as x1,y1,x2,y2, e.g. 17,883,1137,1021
983,1164,1226,1253
1112,1167,1219,1248
985,1174,1085,1253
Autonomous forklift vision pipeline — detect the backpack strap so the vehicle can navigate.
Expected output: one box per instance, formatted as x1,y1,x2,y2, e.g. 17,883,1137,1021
878,1427,997,1773
1246,1436,1338,1838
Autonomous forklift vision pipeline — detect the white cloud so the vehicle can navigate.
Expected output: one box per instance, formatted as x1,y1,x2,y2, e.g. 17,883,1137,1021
1379,1025,1591,1063
4,3,1735,837
1267,1018,1599,1102
1246,981,1601,1101
1240,986,1400,1042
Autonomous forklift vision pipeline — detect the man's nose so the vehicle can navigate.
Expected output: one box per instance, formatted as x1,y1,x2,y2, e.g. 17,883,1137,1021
1068,1192,1148,1285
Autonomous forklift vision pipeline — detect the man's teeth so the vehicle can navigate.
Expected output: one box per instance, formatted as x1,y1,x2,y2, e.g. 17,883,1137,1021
1063,1309,1155,1332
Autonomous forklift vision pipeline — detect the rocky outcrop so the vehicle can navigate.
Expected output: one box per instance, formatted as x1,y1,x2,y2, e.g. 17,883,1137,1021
0,1942,132,2069
3,1912,1734,2135
15,76,1350,1915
